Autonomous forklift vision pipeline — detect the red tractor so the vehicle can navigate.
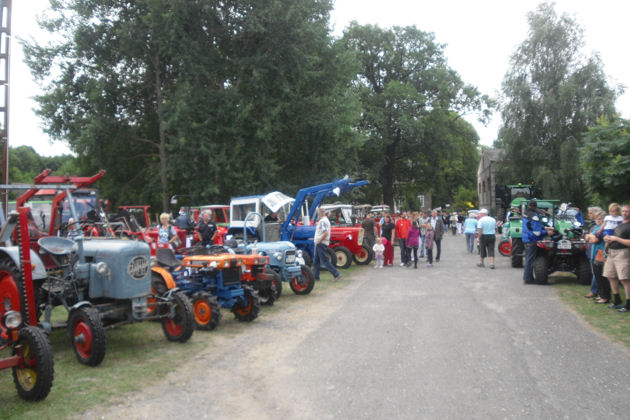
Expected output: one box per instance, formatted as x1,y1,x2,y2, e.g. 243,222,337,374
320,204,372,268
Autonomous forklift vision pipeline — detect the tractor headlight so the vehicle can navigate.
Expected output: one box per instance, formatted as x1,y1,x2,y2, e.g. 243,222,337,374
297,250,303,258
95,261,109,276
150,256,157,267
209,261,218,269
241,265,246,273
2,310,22,330
348,235,353,241
223,261,230,268
274,252,282,261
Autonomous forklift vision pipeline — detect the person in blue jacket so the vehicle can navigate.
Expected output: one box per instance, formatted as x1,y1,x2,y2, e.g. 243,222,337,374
522,200,554,284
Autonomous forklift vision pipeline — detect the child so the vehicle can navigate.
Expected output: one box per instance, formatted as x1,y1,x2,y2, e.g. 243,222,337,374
424,223,435,267
372,236,385,268
406,214,420,268
602,203,623,237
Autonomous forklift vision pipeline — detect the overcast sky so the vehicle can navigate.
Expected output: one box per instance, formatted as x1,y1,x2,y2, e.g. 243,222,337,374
8,0,630,156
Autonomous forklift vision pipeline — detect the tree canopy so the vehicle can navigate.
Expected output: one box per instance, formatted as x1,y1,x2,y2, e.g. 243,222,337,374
495,2,619,207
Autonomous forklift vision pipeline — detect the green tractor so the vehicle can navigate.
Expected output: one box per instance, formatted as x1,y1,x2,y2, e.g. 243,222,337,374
494,184,542,267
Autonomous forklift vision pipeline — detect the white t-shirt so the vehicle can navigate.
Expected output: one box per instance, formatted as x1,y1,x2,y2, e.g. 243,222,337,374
314,216,331,246
604,214,623,231
372,243,385,255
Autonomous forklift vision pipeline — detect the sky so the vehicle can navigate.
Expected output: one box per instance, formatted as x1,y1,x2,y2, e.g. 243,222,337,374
7,0,630,156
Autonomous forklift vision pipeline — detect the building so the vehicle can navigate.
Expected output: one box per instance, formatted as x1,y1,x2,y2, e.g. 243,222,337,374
477,148,501,212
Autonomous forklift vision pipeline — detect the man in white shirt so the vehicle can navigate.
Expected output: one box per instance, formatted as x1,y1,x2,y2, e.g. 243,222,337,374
313,208,341,280
477,208,497,269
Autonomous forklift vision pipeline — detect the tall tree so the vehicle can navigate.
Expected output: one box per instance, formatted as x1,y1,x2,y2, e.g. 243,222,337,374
343,23,491,209
495,2,619,207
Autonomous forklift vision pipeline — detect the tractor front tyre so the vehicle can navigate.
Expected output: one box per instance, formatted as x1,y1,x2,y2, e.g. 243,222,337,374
68,306,107,366
533,255,549,285
290,265,315,295
232,286,261,322
259,271,281,306
576,255,592,285
12,326,54,401
271,270,283,299
353,245,373,265
498,239,511,257
333,246,353,269
191,292,221,330
162,291,195,342
511,239,524,268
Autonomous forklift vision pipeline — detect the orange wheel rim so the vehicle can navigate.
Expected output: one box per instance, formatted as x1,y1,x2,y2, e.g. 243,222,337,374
194,300,212,325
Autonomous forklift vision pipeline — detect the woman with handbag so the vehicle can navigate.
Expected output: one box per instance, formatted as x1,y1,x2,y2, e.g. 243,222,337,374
585,210,611,304
158,212,180,249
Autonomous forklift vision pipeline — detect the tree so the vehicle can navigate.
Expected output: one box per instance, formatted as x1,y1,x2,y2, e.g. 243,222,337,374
342,23,491,209
495,2,619,208
580,117,630,204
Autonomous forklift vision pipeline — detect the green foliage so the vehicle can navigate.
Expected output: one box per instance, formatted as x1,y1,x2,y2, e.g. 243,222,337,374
452,185,478,211
342,23,491,209
495,2,619,208
580,117,630,204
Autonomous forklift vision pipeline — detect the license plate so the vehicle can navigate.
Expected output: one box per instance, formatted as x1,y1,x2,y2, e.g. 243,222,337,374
285,254,296,264
558,240,571,250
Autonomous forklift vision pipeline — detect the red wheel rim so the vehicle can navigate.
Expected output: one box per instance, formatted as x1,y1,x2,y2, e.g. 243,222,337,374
291,272,309,292
164,318,183,336
500,240,511,255
194,299,212,325
0,270,21,315
235,296,252,315
73,320,93,359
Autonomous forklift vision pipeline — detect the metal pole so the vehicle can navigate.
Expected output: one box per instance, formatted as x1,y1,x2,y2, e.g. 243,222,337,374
0,0,11,216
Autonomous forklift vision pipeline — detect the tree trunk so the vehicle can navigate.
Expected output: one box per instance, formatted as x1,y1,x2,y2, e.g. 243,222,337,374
382,141,396,209
153,57,169,213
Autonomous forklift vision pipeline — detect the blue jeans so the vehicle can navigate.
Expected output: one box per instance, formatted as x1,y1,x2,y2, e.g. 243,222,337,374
313,243,339,279
523,241,537,284
465,233,475,253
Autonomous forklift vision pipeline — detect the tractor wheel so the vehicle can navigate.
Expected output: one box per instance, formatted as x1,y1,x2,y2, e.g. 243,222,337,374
333,246,353,269
290,265,315,295
533,255,549,285
576,255,592,285
302,252,312,267
232,286,260,322
498,239,511,257
12,326,54,401
0,263,22,318
259,271,282,305
353,245,373,265
271,270,283,299
68,306,106,366
162,291,195,342
511,239,524,268
191,292,221,330
326,247,337,267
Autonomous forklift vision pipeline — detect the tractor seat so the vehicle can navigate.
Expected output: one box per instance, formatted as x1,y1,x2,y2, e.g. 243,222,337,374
38,236,76,256
156,248,182,269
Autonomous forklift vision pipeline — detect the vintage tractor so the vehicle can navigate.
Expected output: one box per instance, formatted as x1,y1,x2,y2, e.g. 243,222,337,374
319,203,370,268
151,245,261,330
0,206,55,401
3,172,195,366
533,203,590,285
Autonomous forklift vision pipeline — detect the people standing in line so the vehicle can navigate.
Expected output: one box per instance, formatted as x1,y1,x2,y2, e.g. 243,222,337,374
424,223,435,267
419,211,428,258
313,208,341,280
158,212,179,249
430,210,445,262
476,208,497,269
522,200,553,284
396,212,411,266
463,212,478,254
372,236,385,268
585,209,610,303
381,214,395,266
361,212,378,249
198,210,218,247
406,212,421,268
603,204,630,312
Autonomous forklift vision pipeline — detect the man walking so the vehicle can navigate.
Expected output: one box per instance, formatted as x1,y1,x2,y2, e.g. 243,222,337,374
522,200,553,284
603,204,630,312
396,212,411,266
430,210,445,262
464,212,478,253
476,209,497,269
313,208,341,280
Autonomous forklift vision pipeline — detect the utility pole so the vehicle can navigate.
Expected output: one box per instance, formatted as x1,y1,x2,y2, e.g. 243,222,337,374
0,0,11,215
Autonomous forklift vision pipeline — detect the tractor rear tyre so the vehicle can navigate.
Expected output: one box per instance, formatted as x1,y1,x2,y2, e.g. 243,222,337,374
68,306,107,366
290,265,315,295
353,245,373,265
191,292,221,330
333,246,353,269
576,255,592,285
326,247,337,267
498,239,511,257
511,239,524,268
12,326,54,401
533,255,549,285
162,291,195,342
232,286,260,322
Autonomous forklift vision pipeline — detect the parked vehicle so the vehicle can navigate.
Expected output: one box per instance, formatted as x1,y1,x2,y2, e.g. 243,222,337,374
319,203,371,267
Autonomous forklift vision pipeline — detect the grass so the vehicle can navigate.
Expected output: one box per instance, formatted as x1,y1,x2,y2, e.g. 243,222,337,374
0,267,357,419
553,275,630,348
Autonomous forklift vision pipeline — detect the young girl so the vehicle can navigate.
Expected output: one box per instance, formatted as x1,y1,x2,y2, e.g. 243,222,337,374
424,223,435,267
372,236,385,268
602,203,623,237
406,213,420,268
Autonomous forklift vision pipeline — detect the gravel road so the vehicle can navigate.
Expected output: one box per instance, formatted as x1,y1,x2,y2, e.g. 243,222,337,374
77,234,630,419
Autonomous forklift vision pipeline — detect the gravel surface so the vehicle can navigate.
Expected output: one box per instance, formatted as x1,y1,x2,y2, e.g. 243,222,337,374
76,235,630,419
